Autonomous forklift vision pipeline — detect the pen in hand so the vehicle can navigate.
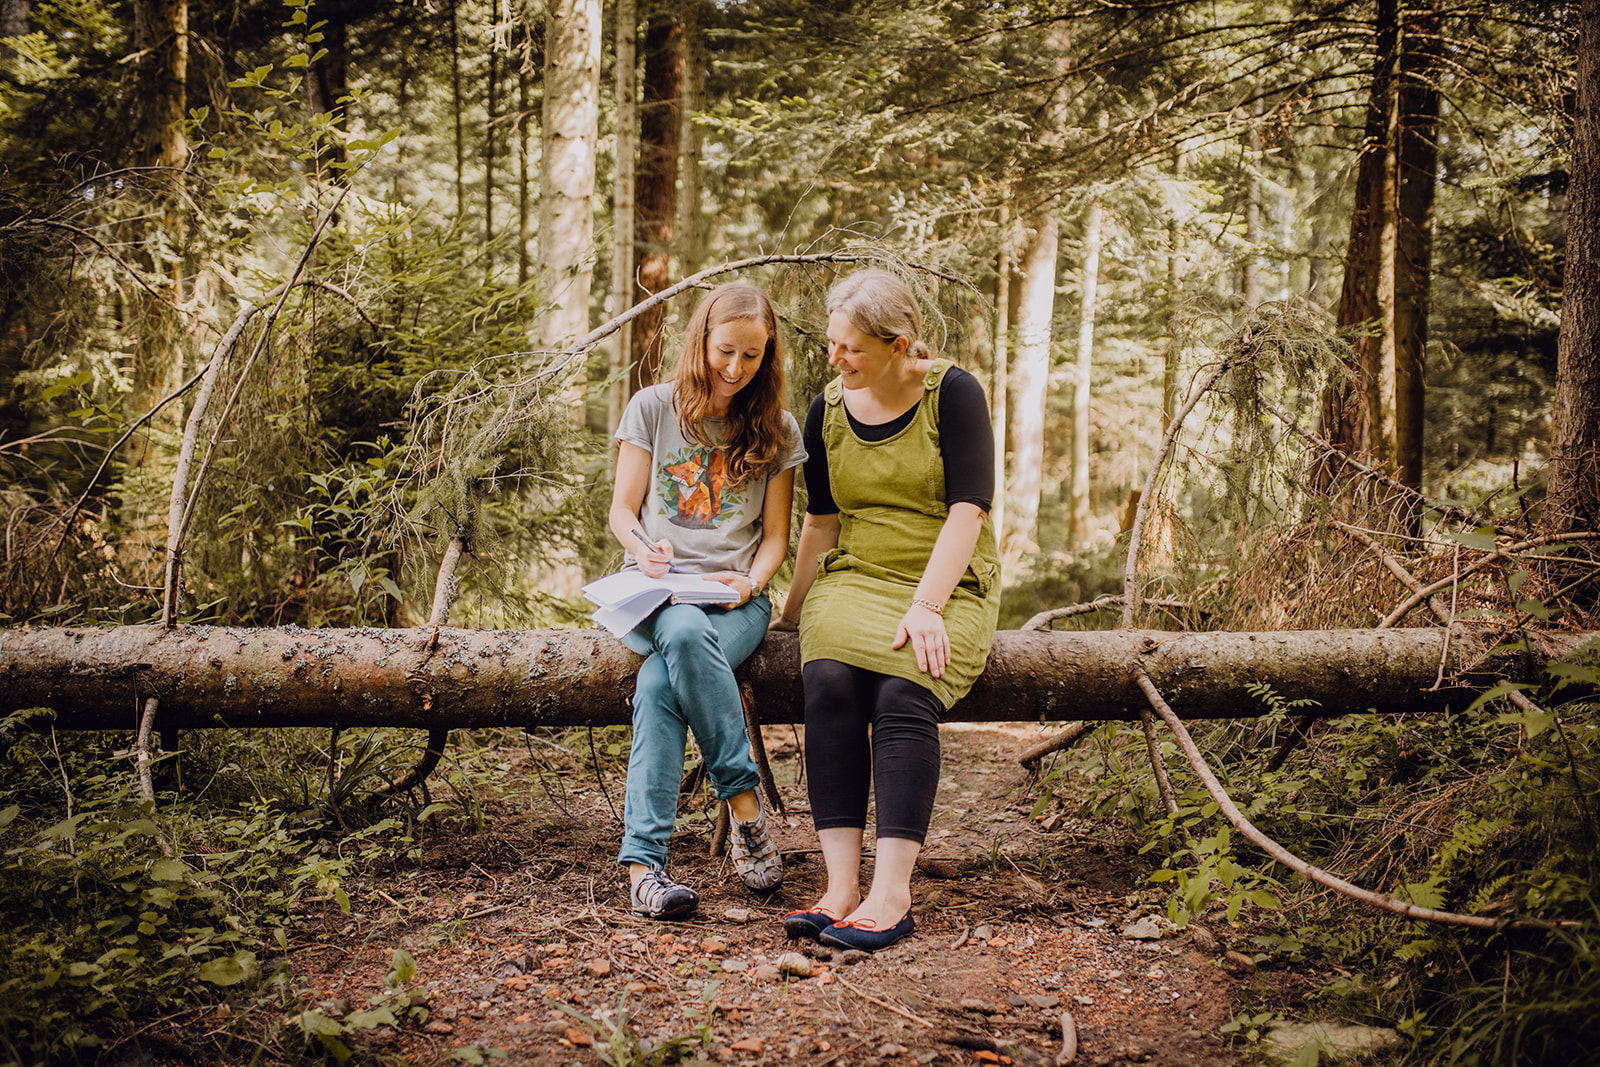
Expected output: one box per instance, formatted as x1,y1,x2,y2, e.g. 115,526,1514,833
631,526,672,570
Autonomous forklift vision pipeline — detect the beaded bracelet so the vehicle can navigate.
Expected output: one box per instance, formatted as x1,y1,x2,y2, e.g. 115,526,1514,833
911,597,944,616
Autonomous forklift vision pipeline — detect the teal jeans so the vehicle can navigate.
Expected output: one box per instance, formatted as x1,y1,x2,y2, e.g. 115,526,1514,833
616,595,770,870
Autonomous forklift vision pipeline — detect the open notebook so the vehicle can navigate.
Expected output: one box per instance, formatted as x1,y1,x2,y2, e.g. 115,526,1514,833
582,570,740,638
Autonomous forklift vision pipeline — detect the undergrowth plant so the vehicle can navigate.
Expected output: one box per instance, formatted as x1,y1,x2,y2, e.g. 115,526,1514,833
552,981,721,1067
1032,590,1598,1066
0,707,471,1065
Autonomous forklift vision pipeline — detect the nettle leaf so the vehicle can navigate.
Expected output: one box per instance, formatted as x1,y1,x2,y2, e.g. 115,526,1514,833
1466,680,1534,715
346,1006,398,1028
199,952,255,986
1445,528,1499,552
1517,599,1552,621
388,947,418,988
148,858,188,882
1546,661,1600,688
1498,709,1554,738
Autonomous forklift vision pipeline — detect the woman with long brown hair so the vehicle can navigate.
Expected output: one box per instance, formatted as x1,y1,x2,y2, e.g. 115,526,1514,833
606,283,805,919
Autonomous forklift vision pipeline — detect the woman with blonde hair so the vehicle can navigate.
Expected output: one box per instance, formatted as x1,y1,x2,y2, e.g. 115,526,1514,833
607,282,806,918
773,268,1001,951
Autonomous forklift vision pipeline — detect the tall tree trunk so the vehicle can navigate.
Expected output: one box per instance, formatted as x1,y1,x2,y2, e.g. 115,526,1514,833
1069,199,1102,544
991,193,1012,545
518,36,532,286
484,7,500,279
1381,0,1440,491
1549,0,1600,534
1163,150,1187,430
1307,126,1331,309
451,0,466,225
305,0,349,182
1318,0,1396,487
609,0,637,431
628,13,683,394
1145,149,1188,563
124,0,188,475
537,0,602,350
678,0,707,277
1006,205,1058,556
1241,93,1263,313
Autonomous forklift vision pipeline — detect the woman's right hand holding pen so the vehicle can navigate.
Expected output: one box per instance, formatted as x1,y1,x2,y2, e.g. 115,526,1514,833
632,529,674,578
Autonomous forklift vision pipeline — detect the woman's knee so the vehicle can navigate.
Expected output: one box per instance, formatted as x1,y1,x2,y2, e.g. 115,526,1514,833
803,659,859,712
653,605,719,653
632,656,678,717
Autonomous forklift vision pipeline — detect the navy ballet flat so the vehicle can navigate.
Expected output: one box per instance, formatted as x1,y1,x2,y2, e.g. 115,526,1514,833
818,910,915,952
783,908,839,941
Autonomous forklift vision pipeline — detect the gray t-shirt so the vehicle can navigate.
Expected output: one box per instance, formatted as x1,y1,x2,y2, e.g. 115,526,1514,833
615,383,807,576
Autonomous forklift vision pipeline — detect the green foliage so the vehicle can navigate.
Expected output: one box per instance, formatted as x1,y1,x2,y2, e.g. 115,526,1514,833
0,778,342,1062
0,712,488,1063
1033,623,1600,1065
293,948,436,1064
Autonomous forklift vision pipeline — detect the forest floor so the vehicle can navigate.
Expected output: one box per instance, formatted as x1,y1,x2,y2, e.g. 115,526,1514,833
195,724,1315,1067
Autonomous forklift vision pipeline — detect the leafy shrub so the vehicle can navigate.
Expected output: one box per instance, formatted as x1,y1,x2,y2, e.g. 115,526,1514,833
0,729,368,1064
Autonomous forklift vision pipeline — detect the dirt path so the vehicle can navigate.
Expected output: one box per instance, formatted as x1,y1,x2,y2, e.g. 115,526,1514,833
294,724,1257,1066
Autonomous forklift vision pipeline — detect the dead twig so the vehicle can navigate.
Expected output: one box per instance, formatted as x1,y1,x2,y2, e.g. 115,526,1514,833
379,534,466,798
1330,520,1451,625
1019,722,1095,772
1024,595,1189,632
1378,531,1600,628
1263,398,1498,531
834,974,935,1028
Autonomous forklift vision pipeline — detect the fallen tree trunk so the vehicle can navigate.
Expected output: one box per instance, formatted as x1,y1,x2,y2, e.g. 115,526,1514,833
0,625,1587,732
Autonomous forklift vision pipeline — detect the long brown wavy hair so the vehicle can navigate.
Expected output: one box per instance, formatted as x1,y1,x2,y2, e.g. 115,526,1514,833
672,283,794,487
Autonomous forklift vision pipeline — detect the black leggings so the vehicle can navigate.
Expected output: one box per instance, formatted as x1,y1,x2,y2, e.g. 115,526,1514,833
803,659,942,844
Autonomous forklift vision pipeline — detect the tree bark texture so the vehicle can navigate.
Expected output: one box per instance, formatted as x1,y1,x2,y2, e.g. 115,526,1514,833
451,0,466,223
483,21,500,263
1321,0,1395,480
1069,199,1101,544
628,13,683,394
609,0,637,431
1,626,1583,732
537,0,602,349
132,0,187,170
306,0,350,181
1384,0,1440,492
1005,208,1058,554
125,0,189,472
1549,0,1600,534
678,0,707,276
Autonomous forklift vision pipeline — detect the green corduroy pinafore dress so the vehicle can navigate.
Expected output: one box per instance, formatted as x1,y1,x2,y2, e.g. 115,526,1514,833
799,359,1001,710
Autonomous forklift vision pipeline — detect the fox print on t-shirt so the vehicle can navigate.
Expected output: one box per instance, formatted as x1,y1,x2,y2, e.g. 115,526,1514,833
658,446,743,529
